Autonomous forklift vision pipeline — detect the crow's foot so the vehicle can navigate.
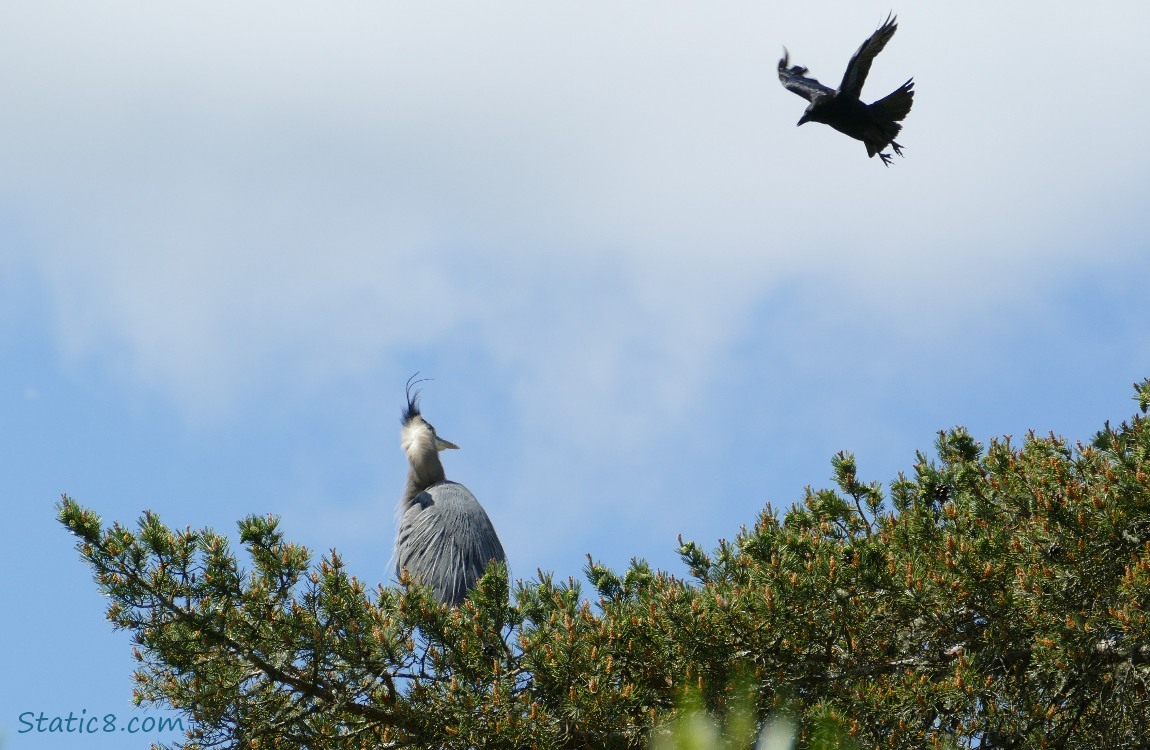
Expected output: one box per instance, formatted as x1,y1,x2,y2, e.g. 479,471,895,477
890,140,905,157
879,152,894,166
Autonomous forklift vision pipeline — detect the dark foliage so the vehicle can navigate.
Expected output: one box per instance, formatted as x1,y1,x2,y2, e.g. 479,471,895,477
59,378,1150,748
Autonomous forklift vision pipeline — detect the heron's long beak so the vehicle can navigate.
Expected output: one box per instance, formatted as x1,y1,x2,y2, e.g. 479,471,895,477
435,436,460,451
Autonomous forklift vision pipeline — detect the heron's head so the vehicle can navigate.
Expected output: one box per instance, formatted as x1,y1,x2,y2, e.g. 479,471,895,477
401,374,460,463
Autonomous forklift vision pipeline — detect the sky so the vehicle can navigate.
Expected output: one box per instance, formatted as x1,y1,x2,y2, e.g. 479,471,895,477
2,1,1149,746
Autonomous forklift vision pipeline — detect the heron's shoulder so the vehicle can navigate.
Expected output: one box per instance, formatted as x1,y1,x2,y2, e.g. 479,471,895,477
429,480,473,495
413,480,480,509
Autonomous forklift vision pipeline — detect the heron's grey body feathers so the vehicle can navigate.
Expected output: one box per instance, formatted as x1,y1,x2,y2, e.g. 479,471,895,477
396,481,505,607
778,14,914,166
394,377,506,606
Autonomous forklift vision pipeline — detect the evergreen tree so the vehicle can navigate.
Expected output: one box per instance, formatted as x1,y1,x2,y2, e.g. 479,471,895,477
59,379,1150,749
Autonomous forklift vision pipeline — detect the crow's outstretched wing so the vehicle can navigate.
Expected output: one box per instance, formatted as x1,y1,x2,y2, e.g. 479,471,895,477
838,14,898,100
778,49,835,103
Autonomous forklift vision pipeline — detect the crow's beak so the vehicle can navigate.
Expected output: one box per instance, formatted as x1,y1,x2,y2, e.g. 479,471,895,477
797,114,810,126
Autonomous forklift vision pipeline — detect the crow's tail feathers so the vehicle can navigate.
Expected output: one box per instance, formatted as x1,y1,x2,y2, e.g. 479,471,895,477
872,79,915,123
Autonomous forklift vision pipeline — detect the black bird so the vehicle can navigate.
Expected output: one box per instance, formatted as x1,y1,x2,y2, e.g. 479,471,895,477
778,14,914,166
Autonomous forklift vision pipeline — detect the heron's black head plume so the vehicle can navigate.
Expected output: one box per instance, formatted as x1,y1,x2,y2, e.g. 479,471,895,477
403,372,432,424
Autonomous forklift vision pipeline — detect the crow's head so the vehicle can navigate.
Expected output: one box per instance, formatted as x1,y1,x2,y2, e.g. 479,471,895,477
797,106,820,126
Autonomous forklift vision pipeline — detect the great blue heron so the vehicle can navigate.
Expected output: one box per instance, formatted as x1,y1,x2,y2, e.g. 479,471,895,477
394,375,506,606
778,14,914,165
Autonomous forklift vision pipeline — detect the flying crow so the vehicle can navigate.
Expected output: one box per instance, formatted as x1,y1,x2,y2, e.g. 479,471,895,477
778,14,914,166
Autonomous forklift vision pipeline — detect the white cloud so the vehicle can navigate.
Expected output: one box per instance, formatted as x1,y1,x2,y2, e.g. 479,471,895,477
5,8,1150,723
1,0,1147,440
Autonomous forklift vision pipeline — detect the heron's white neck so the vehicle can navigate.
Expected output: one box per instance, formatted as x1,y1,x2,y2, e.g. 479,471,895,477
401,418,446,499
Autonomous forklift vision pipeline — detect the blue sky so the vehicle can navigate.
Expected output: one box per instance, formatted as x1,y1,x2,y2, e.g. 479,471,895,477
3,1,1149,746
